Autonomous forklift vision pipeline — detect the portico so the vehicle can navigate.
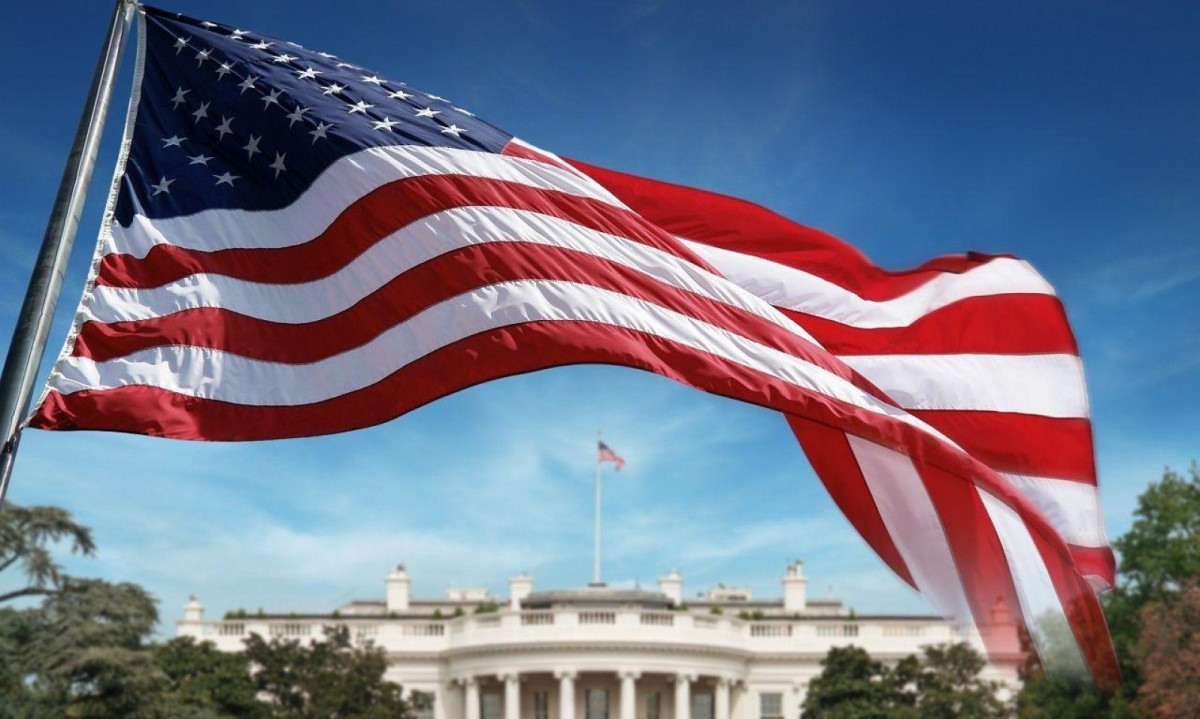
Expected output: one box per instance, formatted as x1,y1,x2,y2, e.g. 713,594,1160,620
453,669,740,719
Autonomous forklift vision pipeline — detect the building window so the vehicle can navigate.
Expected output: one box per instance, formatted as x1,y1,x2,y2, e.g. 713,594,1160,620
586,689,609,719
482,693,503,719
534,691,550,719
692,693,714,719
646,691,661,719
759,692,783,719
411,691,435,719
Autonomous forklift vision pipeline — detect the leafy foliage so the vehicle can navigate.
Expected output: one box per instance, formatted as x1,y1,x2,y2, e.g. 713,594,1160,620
0,504,95,604
243,624,412,719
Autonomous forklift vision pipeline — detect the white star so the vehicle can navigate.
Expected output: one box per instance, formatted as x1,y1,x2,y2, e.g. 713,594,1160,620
347,100,375,115
440,124,466,138
195,48,212,66
272,53,297,64
238,75,259,94
296,67,322,80
250,41,273,51
215,62,235,80
322,83,346,96
427,94,447,102
151,176,174,195
243,134,262,160
215,116,235,141
214,171,239,187
161,135,185,149
169,87,190,109
269,152,287,178
415,107,440,118
317,51,337,59
200,21,217,28
372,117,398,131
285,105,310,127
173,36,190,54
453,106,475,117
261,89,284,109
187,153,212,166
309,121,333,143
388,89,413,101
335,62,360,69
230,29,248,41
361,75,385,85
191,101,210,123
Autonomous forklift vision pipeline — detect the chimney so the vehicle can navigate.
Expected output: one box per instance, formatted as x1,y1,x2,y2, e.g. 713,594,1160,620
782,559,807,612
658,569,683,606
183,594,204,623
386,564,411,612
509,574,534,609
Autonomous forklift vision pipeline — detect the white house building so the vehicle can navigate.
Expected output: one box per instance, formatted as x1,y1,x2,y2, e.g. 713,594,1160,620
176,561,1022,719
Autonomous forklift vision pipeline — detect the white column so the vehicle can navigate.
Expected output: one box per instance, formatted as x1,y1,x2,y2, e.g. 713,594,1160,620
714,679,730,719
675,674,694,719
556,671,577,719
434,681,450,719
503,673,521,719
465,678,480,719
620,671,640,719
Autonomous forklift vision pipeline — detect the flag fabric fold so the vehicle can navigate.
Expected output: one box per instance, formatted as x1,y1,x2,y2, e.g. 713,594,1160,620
27,6,1117,687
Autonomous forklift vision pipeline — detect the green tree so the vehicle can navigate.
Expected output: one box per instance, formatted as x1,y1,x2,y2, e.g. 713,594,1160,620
243,624,414,719
0,504,95,604
914,643,1009,718
800,645,917,719
23,579,167,718
155,636,265,718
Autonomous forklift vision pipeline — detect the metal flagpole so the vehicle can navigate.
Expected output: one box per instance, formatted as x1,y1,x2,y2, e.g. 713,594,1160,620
593,429,603,585
0,0,136,509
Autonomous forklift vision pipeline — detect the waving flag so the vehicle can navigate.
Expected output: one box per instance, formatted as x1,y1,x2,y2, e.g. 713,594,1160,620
597,441,625,471
27,6,1117,686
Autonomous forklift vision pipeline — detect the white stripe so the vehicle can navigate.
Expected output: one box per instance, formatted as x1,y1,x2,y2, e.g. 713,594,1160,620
681,239,1056,329
979,489,1090,680
842,353,1089,418
848,437,981,640
88,206,815,347
1000,473,1107,548
105,144,629,259
53,280,919,432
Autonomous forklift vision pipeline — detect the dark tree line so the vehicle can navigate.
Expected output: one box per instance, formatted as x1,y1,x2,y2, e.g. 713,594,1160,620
0,503,415,719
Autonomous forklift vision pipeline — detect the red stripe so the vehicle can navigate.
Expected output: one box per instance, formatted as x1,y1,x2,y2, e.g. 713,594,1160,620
1066,544,1117,591
501,139,580,175
788,417,917,589
784,294,1080,356
75,242,865,393
568,159,1016,301
1029,524,1122,689
909,410,1097,484
98,173,713,289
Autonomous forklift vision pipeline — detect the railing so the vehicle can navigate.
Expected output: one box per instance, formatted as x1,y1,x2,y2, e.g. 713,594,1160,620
749,623,792,637
184,612,965,657
401,623,445,636
578,611,616,625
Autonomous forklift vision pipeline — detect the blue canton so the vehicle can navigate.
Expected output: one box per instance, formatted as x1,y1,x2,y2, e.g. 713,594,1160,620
115,6,513,224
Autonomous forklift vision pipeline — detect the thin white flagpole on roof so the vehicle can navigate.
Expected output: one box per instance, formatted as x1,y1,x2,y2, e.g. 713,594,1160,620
593,429,603,585
0,0,137,509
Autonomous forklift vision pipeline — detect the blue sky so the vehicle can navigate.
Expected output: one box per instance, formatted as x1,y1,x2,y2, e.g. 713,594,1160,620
1,1,1197,629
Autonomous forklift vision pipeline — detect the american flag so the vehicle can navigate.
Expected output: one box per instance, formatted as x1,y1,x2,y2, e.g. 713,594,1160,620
29,6,1117,685
597,441,625,471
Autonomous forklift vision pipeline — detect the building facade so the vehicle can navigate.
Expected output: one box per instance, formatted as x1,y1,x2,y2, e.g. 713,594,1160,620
176,561,1021,719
